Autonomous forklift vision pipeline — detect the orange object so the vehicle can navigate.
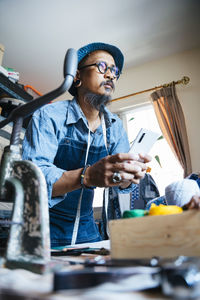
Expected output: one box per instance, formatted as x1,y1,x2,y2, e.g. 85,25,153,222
24,85,42,98
146,166,151,173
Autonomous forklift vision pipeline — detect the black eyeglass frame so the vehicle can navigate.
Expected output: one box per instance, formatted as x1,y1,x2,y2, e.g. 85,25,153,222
79,61,121,79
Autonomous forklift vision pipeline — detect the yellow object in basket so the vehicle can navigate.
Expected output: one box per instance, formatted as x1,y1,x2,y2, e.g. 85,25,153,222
149,203,183,216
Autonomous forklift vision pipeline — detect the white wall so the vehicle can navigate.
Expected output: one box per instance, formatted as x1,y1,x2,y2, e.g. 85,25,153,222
109,47,200,173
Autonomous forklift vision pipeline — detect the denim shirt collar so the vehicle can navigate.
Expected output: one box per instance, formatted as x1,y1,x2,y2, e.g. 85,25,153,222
66,97,117,129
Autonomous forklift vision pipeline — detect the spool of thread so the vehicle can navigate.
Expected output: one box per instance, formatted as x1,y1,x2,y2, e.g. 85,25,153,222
123,209,148,218
165,179,200,207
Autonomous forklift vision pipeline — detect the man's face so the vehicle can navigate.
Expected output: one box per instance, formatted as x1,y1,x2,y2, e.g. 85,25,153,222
78,50,118,97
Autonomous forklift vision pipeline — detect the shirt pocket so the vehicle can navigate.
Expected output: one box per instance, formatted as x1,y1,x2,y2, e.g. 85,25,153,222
54,137,87,170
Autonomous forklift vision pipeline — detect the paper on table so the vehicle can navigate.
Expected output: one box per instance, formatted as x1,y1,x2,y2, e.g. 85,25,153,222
52,239,110,251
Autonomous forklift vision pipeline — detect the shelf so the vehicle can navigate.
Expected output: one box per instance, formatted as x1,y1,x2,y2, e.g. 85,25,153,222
0,73,33,102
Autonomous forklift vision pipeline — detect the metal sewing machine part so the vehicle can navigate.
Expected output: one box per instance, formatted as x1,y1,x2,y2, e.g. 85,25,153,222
160,256,200,299
0,48,78,273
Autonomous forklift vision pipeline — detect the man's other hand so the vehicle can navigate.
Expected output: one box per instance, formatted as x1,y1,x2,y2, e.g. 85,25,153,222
183,195,200,210
84,153,152,187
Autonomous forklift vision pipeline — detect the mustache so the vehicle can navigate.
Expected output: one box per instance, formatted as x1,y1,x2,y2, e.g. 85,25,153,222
100,80,115,90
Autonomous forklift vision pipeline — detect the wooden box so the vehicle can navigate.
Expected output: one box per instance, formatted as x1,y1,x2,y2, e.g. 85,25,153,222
109,210,200,259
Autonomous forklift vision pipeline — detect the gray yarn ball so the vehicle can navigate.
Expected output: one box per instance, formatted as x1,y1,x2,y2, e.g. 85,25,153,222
165,179,200,207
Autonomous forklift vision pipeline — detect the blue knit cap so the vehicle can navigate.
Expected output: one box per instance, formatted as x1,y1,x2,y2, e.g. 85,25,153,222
69,42,124,96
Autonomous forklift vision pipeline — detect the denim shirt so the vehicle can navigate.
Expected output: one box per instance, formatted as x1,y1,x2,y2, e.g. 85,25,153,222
22,98,131,246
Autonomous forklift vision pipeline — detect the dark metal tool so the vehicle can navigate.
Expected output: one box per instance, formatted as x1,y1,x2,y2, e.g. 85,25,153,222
0,48,78,273
53,266,160,290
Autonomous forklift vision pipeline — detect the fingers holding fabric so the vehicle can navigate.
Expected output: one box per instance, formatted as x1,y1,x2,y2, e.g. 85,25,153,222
183,195,200,210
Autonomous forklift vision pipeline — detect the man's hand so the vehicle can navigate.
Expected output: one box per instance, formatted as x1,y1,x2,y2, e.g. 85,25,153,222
84,152,152,187
182,195,200,210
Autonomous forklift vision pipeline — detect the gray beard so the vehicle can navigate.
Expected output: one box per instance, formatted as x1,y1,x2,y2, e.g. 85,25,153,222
84,92,111,111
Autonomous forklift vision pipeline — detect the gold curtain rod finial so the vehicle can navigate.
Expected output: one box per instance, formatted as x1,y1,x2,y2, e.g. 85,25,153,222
111,76,190,103
181,76,190,85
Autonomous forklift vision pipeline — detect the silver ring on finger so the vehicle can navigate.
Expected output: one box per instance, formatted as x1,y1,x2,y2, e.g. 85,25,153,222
112,172,122,183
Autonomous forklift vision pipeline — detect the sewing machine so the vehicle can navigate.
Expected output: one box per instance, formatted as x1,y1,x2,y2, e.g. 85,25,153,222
0,48,78,273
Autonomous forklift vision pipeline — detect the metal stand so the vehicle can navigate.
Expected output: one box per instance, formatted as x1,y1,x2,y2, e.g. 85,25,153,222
0,144,50,273
0,48,78,273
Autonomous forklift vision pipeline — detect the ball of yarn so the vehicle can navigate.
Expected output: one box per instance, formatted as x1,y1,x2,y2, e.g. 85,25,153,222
165,179,200,207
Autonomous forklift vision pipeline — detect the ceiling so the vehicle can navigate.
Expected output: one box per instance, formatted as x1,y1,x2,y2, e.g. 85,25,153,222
0,0,200,96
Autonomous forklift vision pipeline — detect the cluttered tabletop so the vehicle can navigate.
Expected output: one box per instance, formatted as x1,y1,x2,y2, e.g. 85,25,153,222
2,197,200,300
1,236,200,300
1,199,200,300
0,239,171,300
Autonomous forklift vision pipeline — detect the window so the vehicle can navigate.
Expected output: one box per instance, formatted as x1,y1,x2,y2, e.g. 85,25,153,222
125,103,184,195
93,102,184,207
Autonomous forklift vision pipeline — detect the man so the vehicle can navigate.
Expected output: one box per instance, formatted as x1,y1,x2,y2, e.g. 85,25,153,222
22,42,151,247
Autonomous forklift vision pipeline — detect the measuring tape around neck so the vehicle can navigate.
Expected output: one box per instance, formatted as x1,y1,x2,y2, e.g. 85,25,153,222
71,114,109,245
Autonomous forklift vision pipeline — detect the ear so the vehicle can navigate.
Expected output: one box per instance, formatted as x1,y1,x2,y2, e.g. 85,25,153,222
73,70,80,83
73,70,82,88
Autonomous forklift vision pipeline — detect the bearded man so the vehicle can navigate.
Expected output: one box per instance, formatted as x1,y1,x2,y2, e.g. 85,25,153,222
22,42,151,247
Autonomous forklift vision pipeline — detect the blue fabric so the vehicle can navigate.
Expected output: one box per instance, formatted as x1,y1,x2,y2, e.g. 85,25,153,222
136,173,160,209
188,173,200,188
100,173,160,240
22,98,131,246
145,196,167,210
131,184,140,209
100,187,124,240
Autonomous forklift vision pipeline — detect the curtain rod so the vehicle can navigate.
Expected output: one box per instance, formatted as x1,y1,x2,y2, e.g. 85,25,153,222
111,76,190,103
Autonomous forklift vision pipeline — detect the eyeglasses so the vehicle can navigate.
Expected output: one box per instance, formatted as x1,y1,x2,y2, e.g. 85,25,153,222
79,61,120,79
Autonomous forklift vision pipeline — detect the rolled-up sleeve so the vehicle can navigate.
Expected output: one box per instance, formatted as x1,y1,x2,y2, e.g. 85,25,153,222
22,109,66,205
